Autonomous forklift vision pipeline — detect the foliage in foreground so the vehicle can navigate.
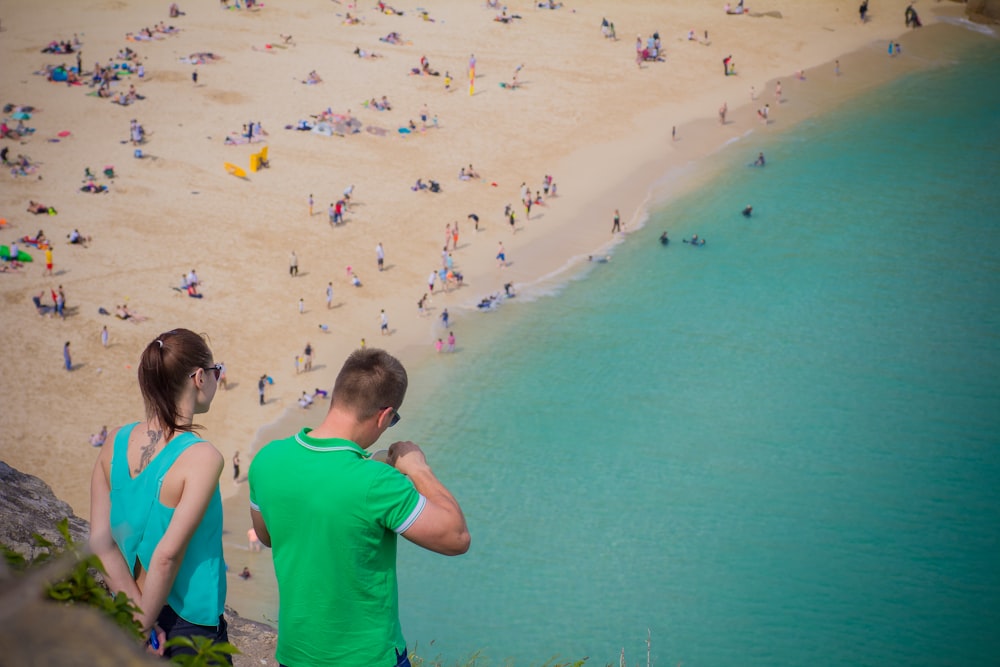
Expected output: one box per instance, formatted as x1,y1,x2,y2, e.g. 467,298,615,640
2,518,237,667
5,521,615,667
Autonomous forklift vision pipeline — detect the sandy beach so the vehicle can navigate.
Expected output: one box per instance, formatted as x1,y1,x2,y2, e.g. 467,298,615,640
0,0,954,529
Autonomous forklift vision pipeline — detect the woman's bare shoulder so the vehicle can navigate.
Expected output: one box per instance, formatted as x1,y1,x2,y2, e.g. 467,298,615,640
178,439,224,471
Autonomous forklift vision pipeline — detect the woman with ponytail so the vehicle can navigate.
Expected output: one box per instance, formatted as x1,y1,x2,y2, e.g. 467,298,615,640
89,329,231,660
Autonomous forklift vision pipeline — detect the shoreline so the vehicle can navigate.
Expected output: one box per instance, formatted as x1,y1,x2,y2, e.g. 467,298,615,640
219,13,988,626
0,0,967,546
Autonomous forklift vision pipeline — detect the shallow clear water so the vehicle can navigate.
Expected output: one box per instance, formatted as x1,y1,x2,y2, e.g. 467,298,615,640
391,32,1000,666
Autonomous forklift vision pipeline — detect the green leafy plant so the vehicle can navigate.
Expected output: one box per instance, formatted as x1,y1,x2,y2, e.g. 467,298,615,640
2,518,239,665
1,519,143,640
164,635,240,667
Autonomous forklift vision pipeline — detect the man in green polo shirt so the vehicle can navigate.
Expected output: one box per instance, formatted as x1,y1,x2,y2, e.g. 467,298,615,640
248,348,470,667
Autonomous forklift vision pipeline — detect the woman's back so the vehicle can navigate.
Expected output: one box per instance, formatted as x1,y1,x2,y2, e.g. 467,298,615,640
105,421,226,626
89,329,229,660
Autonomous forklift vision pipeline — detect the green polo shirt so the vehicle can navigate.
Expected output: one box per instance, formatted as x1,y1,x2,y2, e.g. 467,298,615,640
249,428,424,667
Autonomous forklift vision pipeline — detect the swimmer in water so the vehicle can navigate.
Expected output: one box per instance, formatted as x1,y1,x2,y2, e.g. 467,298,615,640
742,205,753,218
659,231,669,245
753,152,765,167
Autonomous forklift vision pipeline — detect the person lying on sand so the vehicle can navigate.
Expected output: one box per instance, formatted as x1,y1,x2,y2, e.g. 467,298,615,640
115,304,148,322
410,58,440,76
28,200,57,215
379,32,403,45
411,178,441,193
41,40,75,54
80,181,109,193
304,70,322,84
21,230,48,247
376,1,403,14
353,47,382,59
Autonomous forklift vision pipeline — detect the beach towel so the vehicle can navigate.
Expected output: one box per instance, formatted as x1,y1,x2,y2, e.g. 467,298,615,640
311,123,334,137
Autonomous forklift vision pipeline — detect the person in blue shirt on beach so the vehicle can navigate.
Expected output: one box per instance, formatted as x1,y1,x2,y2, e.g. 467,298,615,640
89,329,230,660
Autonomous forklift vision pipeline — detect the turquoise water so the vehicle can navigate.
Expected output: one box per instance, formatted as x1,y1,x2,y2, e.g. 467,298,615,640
391,32,1000,666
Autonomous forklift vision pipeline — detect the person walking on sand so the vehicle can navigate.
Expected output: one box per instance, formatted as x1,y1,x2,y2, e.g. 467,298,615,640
233,451,240,481
88,329,229,661
56,286,66,319
376,242,385,271
326,282,334,309
447,331,455,353
496,242,507,268
775,80,782,103
379,309,389,336
249,348,469,667
44,246,53,276
298,297,305,315
101,325,110,348
258,375,267,406
719,102,728,125
290,251,299,277
309,193,314,217
304,342,313,371
612,209,621,234
63,341,72,371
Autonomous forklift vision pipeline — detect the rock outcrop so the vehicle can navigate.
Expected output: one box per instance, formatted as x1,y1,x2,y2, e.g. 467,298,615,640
967,0,1000,22
0,461,278,667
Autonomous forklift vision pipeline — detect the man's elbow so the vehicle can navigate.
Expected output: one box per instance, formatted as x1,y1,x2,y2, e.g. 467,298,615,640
445,529,471,556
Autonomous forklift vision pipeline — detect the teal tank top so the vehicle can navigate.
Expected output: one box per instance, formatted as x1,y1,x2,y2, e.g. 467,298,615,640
109,422,227,626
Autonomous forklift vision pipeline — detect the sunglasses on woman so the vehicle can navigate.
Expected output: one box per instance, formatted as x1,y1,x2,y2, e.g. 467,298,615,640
190,364,223,381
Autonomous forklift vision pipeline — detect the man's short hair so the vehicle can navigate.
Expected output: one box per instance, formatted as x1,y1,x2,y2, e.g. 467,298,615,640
332,348,408,420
